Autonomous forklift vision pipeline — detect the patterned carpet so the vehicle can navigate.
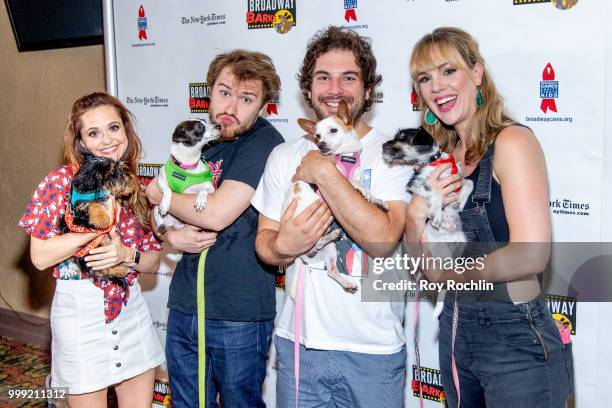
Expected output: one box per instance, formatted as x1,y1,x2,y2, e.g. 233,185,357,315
0,336,50,407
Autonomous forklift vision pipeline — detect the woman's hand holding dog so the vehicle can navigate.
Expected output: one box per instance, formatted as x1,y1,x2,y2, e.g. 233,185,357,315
404,163,464,243
84,228,131,271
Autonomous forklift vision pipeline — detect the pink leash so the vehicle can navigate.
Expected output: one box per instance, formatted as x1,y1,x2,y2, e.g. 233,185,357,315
451,290,461,407
293,259,306,407
292,152,360,407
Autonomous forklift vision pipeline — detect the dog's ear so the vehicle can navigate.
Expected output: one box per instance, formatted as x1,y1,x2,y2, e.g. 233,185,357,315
297,118,317,135
78,145,96,163
337,100,352,127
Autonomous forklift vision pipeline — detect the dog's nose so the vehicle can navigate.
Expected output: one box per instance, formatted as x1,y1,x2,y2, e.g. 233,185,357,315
318,142,327,151
193,121,204,132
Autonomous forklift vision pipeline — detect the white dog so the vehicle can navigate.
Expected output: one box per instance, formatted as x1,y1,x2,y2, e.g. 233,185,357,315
283,100,388,297
155,119,220,235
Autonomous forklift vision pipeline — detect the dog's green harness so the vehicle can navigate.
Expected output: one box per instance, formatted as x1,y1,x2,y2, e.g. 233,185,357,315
163,158,213,193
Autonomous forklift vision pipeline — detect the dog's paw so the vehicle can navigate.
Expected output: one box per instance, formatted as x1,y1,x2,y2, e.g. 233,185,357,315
194,191,209,212
158,196,171,216
194,198,208,212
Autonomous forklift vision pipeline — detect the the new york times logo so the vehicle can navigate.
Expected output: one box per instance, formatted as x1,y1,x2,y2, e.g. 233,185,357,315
550,198,590,216
181,13,226,26
189,83,210,113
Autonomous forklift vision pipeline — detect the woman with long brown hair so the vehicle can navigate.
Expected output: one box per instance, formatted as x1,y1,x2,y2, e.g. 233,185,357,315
19,92,164,407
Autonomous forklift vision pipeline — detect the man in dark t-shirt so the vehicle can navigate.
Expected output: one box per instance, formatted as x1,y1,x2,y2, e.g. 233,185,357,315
147,50,283,408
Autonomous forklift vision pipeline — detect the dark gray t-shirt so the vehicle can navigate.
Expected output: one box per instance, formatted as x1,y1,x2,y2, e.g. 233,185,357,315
167,117,283,320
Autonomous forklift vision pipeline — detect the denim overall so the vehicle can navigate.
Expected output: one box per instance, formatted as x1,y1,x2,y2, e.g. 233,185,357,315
438,143,574,407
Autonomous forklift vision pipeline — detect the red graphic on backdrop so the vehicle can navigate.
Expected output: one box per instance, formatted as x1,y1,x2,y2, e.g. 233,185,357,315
266,103,278,115
138,5,147,40
345,9,357,22
540,63,558,114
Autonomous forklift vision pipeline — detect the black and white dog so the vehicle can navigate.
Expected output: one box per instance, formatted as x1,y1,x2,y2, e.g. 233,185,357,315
383,127,472,242
155,119,220,235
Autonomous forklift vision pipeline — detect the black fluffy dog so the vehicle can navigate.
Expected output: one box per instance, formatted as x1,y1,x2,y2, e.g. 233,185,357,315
61,149,134,289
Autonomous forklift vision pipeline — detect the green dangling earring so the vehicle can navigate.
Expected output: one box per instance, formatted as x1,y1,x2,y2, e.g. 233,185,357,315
476,86,484,109
424,107,438,125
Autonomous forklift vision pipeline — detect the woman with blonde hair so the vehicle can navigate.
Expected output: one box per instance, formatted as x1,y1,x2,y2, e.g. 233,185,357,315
19,92,164,407
405,27,573,407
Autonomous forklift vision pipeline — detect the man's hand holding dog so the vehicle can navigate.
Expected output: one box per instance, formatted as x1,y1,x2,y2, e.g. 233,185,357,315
293,150,336,184
165,225,217,254
146,177,163,205
274,199,333,258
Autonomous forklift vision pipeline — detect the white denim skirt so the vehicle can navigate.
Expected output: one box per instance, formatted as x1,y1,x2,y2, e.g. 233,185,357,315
50,279,165,394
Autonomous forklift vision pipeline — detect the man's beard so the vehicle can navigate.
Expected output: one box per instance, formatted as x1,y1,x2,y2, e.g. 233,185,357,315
312,95,366,123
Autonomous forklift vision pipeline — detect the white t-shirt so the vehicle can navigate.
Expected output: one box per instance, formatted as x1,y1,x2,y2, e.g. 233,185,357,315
251,128,412,354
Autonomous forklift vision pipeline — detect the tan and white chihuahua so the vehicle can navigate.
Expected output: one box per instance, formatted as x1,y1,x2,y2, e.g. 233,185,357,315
283,100,387,297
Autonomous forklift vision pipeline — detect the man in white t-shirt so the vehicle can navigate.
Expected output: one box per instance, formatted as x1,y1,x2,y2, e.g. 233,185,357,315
252,27,412,407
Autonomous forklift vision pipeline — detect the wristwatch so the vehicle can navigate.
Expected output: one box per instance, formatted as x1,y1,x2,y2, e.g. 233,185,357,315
124,249,141,268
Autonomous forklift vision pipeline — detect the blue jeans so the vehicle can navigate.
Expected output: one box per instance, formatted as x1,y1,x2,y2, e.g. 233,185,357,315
275,336,406,408
165,309,274,408
439,296,573,407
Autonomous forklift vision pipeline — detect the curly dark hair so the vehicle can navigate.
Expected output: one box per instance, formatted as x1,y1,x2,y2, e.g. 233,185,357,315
298,26,382,113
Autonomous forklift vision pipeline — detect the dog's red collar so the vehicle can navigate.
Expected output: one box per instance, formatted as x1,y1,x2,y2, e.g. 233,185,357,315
171,155,200,170
427,154,461,193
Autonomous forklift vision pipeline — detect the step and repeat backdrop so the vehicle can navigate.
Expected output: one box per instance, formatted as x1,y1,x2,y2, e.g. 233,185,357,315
105,0,612,406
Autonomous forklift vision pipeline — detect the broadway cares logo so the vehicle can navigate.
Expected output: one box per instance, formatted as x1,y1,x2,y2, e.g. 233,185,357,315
265,96,288,124
524,63,572,124
133,5,155,47
340,0,369,30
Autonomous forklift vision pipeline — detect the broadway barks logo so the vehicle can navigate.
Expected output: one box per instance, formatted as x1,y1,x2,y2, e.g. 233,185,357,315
189,83,210,113
152,379,172,407
411,366,445,402
136,163,162,187
513,0,579,9
546,294,577,335
246,0,296,34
